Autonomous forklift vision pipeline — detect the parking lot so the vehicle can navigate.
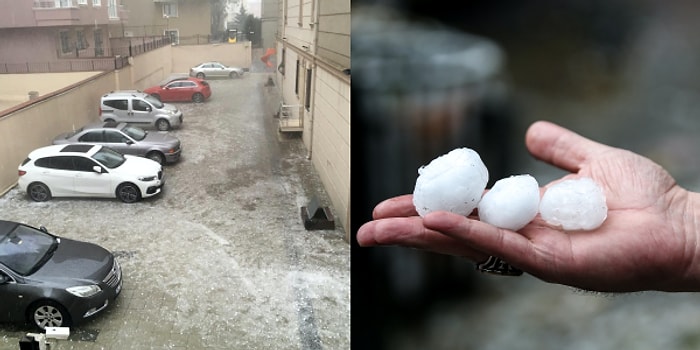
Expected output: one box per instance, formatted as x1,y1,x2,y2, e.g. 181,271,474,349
0,73,350,349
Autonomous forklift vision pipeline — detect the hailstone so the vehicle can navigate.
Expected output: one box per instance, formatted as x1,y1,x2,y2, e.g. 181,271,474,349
478,174,540,231
539,177,608,230
412,148,489,217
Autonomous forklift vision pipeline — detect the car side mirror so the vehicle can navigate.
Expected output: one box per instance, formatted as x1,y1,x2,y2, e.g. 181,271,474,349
93,166,103,173
0,274,10,284
126,140,134,145
39,226,48,233
147,106,152,112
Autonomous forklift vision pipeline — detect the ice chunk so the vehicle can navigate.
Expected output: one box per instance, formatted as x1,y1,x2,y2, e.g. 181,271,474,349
478,174,540,231
539,177,607,230
413,148,489,217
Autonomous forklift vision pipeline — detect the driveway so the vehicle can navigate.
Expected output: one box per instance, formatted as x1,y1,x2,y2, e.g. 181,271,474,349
0,73,350,349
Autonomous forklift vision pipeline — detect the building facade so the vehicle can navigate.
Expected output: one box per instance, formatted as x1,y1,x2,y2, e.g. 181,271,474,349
0,0,126,63
271,0,350,238
113,0,212,44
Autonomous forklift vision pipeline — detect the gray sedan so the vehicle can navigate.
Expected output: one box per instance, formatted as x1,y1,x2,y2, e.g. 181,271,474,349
0,220,122,330
53,122,181,164
189,61,245,79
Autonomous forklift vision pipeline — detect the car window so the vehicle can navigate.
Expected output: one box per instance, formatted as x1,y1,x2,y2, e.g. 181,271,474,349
132,99,151,112
34,156,75,170
104,130,127,143
0,224,55,276
91,147,126,168
73,156,99,172
103,99,128,110
121,125,146,141
78,130,104,142
182,81,196,88
167,82,182,88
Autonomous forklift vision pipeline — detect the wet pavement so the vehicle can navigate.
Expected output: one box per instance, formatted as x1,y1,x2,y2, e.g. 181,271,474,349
0,73,350,349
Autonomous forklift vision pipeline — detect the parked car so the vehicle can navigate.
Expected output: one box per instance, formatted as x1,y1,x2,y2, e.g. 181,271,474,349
144,77,212,103
0,220,122,330
18,144,164,203
189,61,245,79
53,122,182,165
100,90,183,131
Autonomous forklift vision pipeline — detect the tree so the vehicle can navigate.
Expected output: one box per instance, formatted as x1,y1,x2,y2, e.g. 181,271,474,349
230,5,262,47
211,0,239,41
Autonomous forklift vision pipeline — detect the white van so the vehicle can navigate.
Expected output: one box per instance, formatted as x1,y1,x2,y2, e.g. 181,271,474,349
100,90,183,131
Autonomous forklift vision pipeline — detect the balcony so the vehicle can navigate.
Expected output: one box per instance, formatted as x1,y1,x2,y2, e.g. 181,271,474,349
32,0,110,26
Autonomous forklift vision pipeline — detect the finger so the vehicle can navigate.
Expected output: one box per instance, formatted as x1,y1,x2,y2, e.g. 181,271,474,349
372,194,418,219
525,120,612,173
356,217,489,260
422,211,537,269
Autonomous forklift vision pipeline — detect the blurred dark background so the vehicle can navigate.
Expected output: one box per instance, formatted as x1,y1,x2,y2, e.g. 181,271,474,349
352,1,700,349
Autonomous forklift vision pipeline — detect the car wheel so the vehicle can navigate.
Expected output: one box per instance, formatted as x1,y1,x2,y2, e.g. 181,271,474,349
28,182,51,202
104,118,116,123
151,93,161,102
29,301,71,331
116,183,141,203
155,119,171,131
146,151,165,165
192,93,204,103
196,72,205,79
229,72,240,79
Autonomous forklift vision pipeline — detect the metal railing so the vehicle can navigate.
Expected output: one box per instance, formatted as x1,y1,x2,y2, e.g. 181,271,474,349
0,56,128,73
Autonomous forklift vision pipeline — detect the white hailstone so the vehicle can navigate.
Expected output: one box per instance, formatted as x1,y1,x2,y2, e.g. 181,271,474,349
539,177,608,230
412,147,489,217
478,174,540,231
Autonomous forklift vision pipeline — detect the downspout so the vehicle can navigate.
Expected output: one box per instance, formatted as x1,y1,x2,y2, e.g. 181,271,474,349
306,0,320,160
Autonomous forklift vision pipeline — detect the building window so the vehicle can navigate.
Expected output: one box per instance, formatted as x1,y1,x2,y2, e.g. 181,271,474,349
295,60,300,95
92,0,100,6
107,0,117,18
94,29,104,56
165,30,179,45
76,30,87,50
55,0,71,8
304,68,312,110
163,3,178,17
60,31,71,54
77,0,87,5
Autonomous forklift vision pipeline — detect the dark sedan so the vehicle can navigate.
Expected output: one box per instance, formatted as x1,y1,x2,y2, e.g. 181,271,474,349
0,220,122,330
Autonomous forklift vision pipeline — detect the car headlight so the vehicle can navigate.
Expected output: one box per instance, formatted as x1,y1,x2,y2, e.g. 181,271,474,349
139,175,157,181
67,285,102,298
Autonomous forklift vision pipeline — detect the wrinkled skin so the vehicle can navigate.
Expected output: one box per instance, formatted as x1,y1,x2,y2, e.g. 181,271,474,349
357,120,700,292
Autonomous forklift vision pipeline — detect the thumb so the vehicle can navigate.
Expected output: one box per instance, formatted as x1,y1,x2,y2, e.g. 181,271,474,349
525,120,611,173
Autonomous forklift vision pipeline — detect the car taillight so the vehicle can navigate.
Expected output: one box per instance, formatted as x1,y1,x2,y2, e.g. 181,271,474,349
99,107,102,116
18,170,26,176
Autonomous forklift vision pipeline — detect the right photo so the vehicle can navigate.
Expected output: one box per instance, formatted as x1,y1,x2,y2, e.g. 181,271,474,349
352,1,700,349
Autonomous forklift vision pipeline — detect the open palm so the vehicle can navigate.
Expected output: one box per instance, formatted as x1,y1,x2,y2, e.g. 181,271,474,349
357,121,700,292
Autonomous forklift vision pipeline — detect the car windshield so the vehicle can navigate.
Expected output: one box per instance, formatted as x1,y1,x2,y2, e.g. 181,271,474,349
92,147,126,168
121,125,147,141
0,224,57,276
144,94,164,108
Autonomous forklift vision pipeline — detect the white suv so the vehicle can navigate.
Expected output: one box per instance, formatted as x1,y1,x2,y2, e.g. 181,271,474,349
100,90,183,131
18,144,164,203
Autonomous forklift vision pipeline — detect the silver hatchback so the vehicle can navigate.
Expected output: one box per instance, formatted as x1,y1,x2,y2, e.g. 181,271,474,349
53,122,181,164
189,61,245,79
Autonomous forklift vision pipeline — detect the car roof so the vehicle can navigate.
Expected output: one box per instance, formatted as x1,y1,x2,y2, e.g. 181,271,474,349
28,144,100,158
101,90,148,99
81,121,125,130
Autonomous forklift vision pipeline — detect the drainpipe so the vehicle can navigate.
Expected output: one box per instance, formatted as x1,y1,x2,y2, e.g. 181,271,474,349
306,0,320,160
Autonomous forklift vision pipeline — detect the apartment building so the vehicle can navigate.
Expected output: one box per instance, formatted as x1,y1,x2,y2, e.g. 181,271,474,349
0,0,125,64
114,0,212,44
271,0,350,237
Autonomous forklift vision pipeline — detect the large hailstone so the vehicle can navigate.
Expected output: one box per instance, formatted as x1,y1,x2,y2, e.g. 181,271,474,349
539,177,608,230
478,174,540,231
413,148,489,217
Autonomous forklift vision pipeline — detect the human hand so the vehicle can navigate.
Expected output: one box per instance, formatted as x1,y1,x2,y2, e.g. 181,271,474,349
357,120,700,292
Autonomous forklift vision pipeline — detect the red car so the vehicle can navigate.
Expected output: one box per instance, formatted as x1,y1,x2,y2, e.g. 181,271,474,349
144,77,212,103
